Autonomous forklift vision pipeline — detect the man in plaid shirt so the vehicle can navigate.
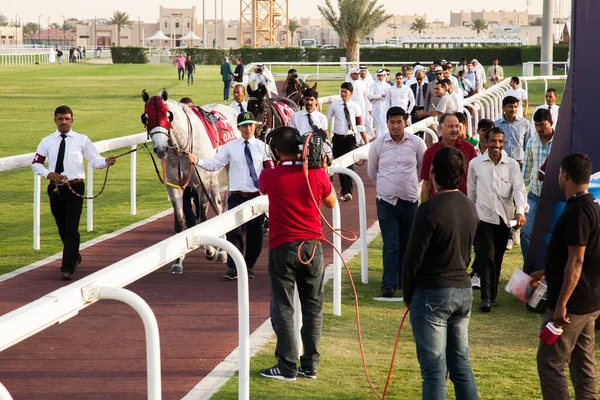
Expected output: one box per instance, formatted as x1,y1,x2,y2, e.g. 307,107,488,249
521,109,554,273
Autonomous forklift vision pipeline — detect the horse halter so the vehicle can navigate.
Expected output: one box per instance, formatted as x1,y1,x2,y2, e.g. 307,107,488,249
142,95,173,141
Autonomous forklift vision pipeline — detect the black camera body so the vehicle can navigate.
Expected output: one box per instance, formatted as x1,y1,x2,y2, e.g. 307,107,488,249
300,134,325,169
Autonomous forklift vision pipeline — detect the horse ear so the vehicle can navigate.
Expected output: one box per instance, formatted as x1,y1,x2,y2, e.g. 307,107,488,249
312,82,318,90
247,85,253,96
142,89,150,104
161,88,169,102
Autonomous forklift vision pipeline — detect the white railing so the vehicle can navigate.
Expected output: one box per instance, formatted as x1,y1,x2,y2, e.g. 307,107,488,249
522,61,569,77
0,133,148,250
0,196,264,400
0,50,50,66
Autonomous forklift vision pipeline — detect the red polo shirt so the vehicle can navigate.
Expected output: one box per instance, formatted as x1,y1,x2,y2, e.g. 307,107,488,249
420,138,477,197
259,164,332,250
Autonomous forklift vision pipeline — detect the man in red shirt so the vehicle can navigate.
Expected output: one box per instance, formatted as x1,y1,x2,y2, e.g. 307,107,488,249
259,126,336,381
420,113,477,201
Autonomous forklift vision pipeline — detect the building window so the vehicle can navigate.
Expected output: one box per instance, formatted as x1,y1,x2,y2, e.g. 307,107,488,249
176,22,180,29
187,22,190,29
164,21,168,29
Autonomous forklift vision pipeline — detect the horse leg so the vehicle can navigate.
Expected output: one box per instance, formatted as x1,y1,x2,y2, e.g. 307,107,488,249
209,178,228,264
168,186,186,274
196,186,217,260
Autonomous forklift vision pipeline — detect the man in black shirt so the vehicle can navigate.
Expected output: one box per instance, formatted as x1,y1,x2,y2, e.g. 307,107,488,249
233,58,244,83
403,146,479,399
532,153,600,400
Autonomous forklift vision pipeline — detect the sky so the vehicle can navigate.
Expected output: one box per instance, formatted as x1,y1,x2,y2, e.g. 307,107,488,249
3,0,571,26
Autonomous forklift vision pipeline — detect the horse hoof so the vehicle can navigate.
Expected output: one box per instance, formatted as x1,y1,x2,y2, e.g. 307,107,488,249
205,246,216,260
216,251,228,264
170,264,184,274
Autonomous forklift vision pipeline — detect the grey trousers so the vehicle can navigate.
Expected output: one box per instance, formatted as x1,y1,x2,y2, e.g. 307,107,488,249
268,241,325,374
537,308,600,400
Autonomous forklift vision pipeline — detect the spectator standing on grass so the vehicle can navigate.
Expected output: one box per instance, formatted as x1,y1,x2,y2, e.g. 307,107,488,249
31,105,117,281
220,57,234,101
468,127,528,313
258,126,336,382
504,76,529,118
420,113,477,202
368,107,426,298
174,53,185,80
531,153,600,400
403,146,479,400
487,57,504,86
233,58,244,83
368,69,391,137
471,59,486,91
185,55,195,86
521,109,554,273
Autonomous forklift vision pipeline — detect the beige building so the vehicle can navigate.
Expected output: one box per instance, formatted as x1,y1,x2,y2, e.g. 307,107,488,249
450,10,529,27
76,6,241,48
0,25,23,45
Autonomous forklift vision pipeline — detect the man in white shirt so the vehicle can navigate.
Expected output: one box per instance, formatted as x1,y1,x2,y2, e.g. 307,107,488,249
31,105,117,280
368,69,391,137
468,127,528,312
326,82,368,202
229,84,248,115
388,72,415,115
447,80,464,113
347,68,373,140
530,88,559,135
444,63,463,101
187,111,274,280
504,76,529,118
288,87,331,159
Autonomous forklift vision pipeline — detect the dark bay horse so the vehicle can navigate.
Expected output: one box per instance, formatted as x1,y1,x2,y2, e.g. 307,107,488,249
246,84,298,139
142,88,240,273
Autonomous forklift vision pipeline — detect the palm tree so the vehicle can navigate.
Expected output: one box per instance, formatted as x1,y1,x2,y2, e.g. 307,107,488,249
288,19,301,46
410,18,429,34
318,0,391,63
109,10,132,46
471,19,489,34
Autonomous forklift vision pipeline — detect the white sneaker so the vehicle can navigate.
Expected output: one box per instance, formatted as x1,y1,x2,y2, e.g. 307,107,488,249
471,274,481,289
512,229,521,245
506,239,514,250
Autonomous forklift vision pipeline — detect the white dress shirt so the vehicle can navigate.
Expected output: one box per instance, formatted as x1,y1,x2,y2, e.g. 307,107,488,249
31,129,108,180
504,87,528,118
229,101,248,115
387,85,415,113
467,150,529,226
289,109,332,158
197,136,271,192
451,91,464,113
326,99,365,135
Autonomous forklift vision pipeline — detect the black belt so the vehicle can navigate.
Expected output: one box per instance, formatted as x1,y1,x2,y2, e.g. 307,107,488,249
230,190,260,198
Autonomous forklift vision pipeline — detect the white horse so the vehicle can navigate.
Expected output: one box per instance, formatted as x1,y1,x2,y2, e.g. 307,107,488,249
142,88,240,273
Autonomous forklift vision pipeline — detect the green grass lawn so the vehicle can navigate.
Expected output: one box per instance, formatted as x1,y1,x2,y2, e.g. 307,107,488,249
212,238,593,399
0,63,564,273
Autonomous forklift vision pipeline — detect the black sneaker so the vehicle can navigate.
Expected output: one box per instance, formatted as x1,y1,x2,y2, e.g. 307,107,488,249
223,268,237,280
247,269,255,279
298,366,317,379
260,365,296,381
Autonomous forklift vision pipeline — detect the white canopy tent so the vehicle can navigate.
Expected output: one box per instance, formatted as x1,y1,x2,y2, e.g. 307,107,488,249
179,31,203,41
145,30,172,47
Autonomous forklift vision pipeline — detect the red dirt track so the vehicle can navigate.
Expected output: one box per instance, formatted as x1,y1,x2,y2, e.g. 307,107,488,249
0,165,378,399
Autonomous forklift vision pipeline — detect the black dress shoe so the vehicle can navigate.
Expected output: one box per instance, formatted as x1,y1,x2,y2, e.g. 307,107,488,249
61,272,73,281
479,299,491,312
76,253,82,266
382,286,395,298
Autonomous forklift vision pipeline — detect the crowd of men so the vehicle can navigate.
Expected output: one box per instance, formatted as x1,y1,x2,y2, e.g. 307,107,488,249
32,56,600,398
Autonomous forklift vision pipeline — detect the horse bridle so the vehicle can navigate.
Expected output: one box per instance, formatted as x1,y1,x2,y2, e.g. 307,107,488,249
247,95,273,138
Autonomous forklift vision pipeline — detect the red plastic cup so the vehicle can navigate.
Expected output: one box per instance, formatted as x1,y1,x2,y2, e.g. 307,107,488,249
539,322,563,345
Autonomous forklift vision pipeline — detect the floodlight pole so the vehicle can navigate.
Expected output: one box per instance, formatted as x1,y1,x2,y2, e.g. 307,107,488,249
541,0,554,76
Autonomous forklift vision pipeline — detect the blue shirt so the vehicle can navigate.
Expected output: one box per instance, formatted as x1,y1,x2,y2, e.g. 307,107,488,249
494,116,531,162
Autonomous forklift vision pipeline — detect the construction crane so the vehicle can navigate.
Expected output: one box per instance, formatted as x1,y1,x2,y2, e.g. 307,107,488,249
240,0,289,48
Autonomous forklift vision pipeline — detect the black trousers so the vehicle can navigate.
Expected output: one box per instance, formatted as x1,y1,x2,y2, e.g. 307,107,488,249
48,182,84,274
411,106,425,138
269,241,325,374
182,187,200,229
332,134,356,196
474,218,510,301
226,193,265,270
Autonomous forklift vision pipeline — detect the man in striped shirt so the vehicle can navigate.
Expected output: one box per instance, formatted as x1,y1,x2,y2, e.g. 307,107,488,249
521,109,554,272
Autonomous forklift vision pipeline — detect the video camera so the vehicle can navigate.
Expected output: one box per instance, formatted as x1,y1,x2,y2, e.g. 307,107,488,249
266,127,329,169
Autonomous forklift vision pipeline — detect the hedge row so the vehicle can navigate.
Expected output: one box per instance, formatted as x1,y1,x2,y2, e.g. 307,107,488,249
111,45,569,65
111,47,149,64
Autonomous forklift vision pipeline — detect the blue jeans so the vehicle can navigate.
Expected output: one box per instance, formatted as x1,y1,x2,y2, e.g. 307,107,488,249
410,287,478,400
521,191,539,270
376,198,417,290
223,80,232,100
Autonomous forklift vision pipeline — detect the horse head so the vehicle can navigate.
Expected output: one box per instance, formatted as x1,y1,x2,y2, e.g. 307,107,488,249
246,84,269,124
290,82,318,110
141,88,173,159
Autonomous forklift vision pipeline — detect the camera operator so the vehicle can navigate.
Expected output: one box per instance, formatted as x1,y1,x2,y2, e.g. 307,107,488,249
289,87,332,161
283,68,303,98
258,126,337,381
249,63,278,97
